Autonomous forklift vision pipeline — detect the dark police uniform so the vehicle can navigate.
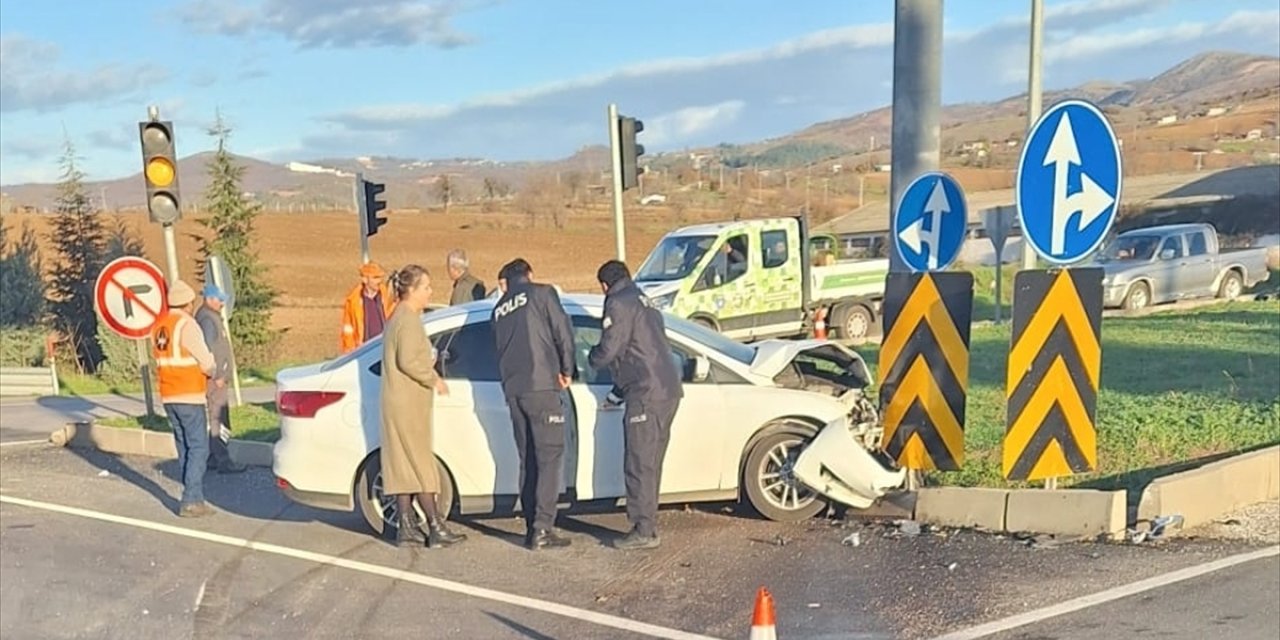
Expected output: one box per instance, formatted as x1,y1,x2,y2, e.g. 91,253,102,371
491,274,576,544
588,276,683,540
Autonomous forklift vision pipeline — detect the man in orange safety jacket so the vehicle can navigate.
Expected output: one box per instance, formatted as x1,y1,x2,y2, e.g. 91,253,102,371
340,262,396,354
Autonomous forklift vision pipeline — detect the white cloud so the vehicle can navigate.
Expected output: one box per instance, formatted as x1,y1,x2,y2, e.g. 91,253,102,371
178,0,484,49
642,101,747,147
0,34,170,113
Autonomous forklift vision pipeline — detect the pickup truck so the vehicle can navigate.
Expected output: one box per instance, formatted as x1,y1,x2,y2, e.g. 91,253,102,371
631,216,888,341
1092,222,1270,310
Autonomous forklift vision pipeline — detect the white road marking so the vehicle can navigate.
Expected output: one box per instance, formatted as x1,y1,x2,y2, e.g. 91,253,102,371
0,439,49,448
195,579,207,609
930,545,1280,640
0,494,722,640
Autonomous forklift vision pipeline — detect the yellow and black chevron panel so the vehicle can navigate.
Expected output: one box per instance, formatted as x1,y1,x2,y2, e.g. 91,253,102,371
878,271,973,471
1002,268,1104,481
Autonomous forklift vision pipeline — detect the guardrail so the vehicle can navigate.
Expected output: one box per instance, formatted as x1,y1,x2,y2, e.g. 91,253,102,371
0,365,59,397
0,333,60,397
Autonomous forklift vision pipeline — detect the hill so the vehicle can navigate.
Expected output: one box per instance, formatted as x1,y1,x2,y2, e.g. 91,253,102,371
2,51,1276,212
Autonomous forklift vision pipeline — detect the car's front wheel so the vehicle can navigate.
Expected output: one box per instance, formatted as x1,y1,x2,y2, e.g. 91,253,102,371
355,449,456,536
741,426,829,522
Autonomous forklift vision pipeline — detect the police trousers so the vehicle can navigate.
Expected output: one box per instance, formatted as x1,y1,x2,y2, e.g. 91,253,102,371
623,397,680,537
508,390,567,532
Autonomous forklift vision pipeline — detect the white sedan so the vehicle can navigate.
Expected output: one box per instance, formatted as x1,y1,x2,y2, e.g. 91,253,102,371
271,293,903,536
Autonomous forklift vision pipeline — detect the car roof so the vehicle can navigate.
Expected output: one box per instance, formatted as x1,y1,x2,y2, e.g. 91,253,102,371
1120,223,1210,235
426,291,606,323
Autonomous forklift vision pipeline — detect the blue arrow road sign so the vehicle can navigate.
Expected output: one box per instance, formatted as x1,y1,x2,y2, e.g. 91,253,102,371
1016,99,1123,265
894,171,968,272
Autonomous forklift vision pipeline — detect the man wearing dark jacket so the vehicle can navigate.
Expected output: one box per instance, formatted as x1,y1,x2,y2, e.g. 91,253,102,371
195,283,246,474
588,260,683,550
491,258,576,550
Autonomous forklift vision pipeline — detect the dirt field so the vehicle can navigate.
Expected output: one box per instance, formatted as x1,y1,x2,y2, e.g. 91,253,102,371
6,208,707,362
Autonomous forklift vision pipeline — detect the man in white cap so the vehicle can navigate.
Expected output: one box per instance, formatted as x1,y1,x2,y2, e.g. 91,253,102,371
151,279,218,517
196,281,246,474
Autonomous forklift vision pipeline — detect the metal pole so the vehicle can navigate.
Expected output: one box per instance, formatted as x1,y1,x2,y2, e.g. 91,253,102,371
134,339,157,417
355,172,370,264
220,313,243,407
608,103,626,262
887,0,944,273
1022,0,1044,271
994,260,1003,324
162,224,179,283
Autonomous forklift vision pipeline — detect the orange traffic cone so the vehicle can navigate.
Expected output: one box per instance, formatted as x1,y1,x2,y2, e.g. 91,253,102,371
750,587,777,640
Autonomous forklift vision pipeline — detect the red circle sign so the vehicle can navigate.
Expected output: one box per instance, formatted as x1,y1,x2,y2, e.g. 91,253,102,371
94,256,169,340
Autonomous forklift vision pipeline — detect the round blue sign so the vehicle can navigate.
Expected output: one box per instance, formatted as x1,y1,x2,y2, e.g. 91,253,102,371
893,171,968,273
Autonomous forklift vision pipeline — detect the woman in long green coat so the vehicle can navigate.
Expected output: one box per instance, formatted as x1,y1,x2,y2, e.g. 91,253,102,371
381,264,467,549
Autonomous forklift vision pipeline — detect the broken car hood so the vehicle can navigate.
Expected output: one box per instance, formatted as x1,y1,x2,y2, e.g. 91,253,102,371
750,339,874,387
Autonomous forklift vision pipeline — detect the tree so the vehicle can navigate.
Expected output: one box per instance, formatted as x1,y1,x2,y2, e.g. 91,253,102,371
46,140,109,371
0,213,46,327
194,111,280,366
433,174,454,213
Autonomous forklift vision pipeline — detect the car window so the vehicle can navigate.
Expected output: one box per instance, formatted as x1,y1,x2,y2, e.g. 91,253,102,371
1186,232,1208,256
570,315,702,385
1159,235,1183,259
431,321,501,381
692,233,750,291
762,229,789,269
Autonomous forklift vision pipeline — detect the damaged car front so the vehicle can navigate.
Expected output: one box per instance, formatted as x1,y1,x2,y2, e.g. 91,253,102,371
752,339,908,509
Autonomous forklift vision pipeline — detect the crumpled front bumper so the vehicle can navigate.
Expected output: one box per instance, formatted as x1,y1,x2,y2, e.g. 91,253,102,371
792,417,906,509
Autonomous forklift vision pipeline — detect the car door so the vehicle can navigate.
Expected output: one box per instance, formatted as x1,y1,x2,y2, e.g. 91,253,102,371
429,318,576,504
567,314,726,500
1181,230,1216,296
1154,234,1185,301
754,225,804,339
688,231,756,338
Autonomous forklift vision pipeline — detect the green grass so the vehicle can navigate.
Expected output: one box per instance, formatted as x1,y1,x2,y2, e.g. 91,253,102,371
860,298,1280,492
58,372,142,396
98,402,281,443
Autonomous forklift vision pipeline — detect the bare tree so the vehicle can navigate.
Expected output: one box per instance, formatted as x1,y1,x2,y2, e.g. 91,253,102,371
433,174,454,213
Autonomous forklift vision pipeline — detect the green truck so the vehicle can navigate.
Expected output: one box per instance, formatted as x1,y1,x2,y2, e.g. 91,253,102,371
632,216,889,341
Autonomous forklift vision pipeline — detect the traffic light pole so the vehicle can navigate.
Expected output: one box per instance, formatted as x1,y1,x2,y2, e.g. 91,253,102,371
355,172,371,264
162,223,180,282
1022,0,1044,272
607,103,627,263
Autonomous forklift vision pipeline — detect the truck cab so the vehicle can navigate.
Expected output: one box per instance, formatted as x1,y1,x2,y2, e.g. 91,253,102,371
632,217,888,341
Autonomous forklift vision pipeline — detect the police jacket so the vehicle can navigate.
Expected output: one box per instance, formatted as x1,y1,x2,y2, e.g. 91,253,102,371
588,277,683,402
491,277,576,398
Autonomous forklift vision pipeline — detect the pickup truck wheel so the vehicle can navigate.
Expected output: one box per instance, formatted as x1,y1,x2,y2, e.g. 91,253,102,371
832,303,873,341
742,429,829,522
1122,282,1150,311
355,450,455,537
1218,271,1243,299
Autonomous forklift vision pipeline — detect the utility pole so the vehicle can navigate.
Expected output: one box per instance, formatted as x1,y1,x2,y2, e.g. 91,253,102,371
887,0,943,274
1022,0,1044,271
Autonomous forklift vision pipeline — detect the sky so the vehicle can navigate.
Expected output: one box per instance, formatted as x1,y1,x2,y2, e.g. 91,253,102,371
1,0,1277,185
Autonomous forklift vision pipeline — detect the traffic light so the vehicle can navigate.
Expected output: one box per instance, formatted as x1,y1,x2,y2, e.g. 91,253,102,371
618,115,645,191
138,120,181,224
362,178,387,236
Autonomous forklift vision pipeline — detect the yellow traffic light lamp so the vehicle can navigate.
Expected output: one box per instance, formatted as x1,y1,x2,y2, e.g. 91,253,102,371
139,119,182,224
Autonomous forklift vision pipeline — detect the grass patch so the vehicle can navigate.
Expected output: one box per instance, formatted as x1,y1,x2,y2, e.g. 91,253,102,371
859,299,1280,491
98,402,281,443
58,372,142,396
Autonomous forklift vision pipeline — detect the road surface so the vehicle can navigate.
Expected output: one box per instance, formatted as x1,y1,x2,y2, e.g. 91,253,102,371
1,443,1276,639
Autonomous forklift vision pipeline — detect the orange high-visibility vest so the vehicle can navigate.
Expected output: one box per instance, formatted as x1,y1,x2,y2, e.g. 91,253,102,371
152,311,207,399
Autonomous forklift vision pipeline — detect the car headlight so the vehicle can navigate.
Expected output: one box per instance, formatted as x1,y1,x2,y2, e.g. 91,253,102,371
650,292,676,309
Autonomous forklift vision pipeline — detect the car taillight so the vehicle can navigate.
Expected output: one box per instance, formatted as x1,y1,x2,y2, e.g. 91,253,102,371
278,391,345,418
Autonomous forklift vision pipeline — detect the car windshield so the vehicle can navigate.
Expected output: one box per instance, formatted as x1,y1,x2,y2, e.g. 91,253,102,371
635,234,717,282
663,313,757,365
1096,235,1159,262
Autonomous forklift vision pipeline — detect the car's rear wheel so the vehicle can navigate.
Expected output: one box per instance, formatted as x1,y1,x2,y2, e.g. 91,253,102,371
1218,270,1243,299
355,449,455,536
741,426,829,522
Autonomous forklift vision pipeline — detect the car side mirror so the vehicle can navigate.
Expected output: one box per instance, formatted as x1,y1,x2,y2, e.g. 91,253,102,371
1159,249,1176,260
692,355,710,382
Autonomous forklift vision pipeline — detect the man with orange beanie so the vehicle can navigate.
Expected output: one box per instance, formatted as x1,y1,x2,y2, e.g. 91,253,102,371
340,262,396,353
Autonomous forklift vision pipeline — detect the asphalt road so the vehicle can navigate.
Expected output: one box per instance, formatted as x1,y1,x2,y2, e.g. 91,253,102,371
1,443,1277,639
0,386,276,443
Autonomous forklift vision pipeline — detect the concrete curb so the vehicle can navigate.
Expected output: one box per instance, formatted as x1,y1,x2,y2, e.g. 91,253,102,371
863,486,1128,540
49,422,274,468
1137,445,1280,532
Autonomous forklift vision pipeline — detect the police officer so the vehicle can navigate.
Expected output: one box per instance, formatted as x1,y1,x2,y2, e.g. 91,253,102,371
588,260,683,550
491,258,576,550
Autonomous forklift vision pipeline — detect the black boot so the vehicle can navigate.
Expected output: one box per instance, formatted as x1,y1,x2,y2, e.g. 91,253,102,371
396,511,428,547
427,519,467,548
